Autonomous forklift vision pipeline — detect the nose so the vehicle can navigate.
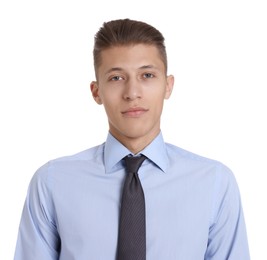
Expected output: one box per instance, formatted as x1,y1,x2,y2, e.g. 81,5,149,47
123,78,142,101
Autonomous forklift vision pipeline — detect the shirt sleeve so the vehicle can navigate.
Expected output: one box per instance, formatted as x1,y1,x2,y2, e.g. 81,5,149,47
204,164,250,260
14,163,60,260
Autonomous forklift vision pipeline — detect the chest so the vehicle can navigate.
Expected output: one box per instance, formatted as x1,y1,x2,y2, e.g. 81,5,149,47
54,169,212,259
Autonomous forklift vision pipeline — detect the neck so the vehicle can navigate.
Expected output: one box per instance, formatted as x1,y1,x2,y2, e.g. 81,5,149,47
110,130,160,155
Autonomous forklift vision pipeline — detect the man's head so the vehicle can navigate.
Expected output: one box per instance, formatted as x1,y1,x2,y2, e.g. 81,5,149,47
93,18,168,79
91,19,174,153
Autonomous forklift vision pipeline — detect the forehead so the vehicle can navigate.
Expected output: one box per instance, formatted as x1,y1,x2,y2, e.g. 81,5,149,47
98,44,165,72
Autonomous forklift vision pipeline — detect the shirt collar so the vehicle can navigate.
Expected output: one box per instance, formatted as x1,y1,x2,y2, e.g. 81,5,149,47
104,131,169,174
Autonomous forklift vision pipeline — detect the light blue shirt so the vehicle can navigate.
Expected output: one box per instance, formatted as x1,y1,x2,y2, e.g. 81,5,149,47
14,132,250,259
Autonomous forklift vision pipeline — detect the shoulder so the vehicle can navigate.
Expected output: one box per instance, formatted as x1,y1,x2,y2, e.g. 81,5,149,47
51,142,105,163
165,142,219,164
165,143,242,203
32,143,105,182
165,142,235,181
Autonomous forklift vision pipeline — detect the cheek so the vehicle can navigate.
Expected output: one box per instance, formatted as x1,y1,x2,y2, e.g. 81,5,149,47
150,91,166,106
99,87,121,101
153,96,165,114
101,98,119,118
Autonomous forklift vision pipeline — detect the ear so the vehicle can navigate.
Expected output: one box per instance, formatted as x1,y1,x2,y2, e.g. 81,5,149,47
90,81,102,104
164,75,174,99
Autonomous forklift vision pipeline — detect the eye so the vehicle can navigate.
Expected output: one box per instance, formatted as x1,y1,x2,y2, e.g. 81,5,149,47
143,73,154,79
110,75,123,81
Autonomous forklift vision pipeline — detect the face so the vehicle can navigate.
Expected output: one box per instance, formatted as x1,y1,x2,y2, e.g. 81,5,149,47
91,44,174,151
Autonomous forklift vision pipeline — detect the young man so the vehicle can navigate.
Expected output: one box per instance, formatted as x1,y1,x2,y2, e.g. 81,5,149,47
14,19,250,259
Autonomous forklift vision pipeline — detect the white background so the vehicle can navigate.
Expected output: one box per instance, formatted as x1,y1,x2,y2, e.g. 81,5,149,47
0,0,266,259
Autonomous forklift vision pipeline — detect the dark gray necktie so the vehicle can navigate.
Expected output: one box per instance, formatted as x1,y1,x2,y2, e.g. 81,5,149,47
117,155,146,260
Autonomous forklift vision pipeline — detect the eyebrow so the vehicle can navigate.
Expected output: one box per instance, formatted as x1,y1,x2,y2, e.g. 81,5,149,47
105,65,159,75
105,67,123,75
139,65,159,70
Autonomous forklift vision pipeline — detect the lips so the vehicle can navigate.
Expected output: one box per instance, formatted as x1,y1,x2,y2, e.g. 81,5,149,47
121,107,148,117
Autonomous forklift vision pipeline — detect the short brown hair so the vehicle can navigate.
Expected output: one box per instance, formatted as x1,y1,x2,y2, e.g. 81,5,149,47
93,18,167,77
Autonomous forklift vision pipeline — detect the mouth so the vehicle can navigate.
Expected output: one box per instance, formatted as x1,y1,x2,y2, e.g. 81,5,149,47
121,107,149,117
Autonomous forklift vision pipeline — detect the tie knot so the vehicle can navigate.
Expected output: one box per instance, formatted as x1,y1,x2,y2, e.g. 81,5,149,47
124,155,146,173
